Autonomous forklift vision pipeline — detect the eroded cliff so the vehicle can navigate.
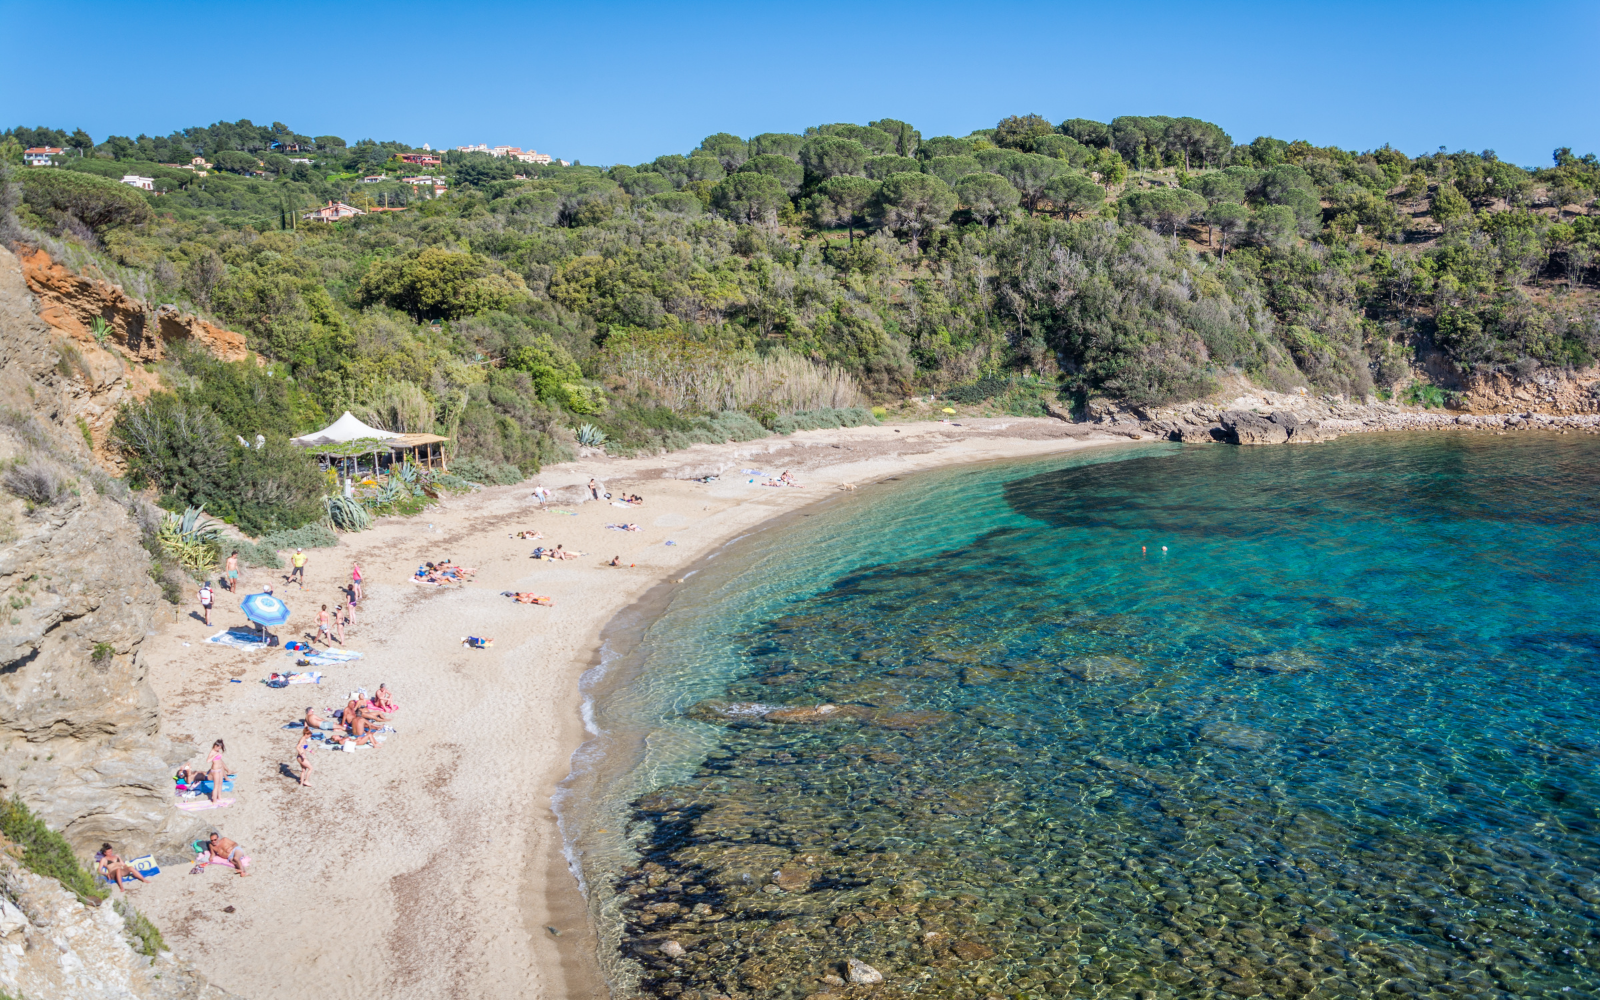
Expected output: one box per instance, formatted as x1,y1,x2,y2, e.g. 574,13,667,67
0,244,206,858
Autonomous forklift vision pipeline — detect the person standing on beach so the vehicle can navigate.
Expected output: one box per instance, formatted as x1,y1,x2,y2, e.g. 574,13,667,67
206,739,229,803
295,726,315,787
588,478,599,500
289,549,308,589
350,562,363,606
223,551,239,593
197,580,214,627
316,604,334,646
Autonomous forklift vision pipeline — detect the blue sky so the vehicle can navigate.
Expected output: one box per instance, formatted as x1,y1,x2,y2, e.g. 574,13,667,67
4,0,1596,168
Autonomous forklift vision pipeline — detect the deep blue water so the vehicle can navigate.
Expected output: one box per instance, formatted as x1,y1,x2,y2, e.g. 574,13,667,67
582,435,1600,1000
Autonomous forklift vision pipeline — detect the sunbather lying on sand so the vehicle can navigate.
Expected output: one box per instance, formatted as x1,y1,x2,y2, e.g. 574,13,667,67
462,636,493,649
512,530,545,540
605,523,641,531
504,592,554,606
305,707,335,731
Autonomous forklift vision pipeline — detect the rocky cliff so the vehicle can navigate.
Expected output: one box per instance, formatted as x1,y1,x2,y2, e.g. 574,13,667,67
16,247,248,469
0,846,233,999
0,243,206,858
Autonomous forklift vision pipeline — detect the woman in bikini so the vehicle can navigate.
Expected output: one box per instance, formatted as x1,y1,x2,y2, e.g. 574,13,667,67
206,739,229,803
350,562,363,605
334,603,350,645
97,844,150,891
295,726,315,786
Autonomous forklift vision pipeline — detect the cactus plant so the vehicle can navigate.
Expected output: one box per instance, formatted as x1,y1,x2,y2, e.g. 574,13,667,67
576,423,607,447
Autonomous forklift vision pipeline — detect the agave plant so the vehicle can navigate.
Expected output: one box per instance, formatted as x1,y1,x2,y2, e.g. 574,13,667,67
90,316,113,347
576,423,607,447
157,507,223,573
324,494,372,532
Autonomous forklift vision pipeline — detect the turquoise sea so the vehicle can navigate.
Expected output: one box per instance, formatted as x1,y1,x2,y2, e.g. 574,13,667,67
565,434,1600,1000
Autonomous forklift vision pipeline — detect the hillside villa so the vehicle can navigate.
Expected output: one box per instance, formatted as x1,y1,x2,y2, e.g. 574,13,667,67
302,200,366,222
120,175,155,190
23,147,63,166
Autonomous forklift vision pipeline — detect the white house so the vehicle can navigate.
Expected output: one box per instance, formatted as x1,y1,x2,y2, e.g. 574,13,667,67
120,175,155,191
24,147,63,167
361,175,387,184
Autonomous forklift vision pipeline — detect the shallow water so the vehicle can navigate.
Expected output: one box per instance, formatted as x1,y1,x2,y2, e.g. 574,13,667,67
572,435,1600,1000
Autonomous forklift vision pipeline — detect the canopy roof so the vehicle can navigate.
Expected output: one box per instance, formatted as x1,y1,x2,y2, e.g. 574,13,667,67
291,411,397,449
388,433,449,447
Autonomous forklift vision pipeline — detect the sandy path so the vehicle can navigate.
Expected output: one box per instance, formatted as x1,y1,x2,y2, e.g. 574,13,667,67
130,418,1135,999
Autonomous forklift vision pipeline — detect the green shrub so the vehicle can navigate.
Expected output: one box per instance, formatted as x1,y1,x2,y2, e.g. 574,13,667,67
450,455,526,485
113,898,167,958
233,539,282,569
259,522,338,550
591,406,767,457
0,795,105,901
770,407,879,434
1400,382,1448,408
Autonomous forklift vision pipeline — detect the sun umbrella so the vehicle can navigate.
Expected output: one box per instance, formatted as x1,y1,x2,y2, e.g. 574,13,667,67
239,592,291,626
942,407,956,414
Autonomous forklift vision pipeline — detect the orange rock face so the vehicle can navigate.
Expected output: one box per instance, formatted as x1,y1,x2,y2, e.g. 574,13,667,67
20,248,248,363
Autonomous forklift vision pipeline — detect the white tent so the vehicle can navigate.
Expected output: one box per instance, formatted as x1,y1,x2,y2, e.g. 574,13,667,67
291,412,397,448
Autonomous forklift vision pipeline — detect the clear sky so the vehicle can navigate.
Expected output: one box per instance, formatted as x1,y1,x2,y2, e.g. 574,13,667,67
4,0,1596,169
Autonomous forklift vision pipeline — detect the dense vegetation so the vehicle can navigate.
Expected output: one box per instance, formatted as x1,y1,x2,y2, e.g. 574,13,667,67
2,114,1597,532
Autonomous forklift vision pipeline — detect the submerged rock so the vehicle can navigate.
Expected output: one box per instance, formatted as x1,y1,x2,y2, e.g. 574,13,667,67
1233,651,1319,674
1199,721,1274,749
764,704,871,724
845,958,883,984
1064,655,1142,681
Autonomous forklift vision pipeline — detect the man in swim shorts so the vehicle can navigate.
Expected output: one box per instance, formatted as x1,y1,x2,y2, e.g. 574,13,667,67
206,831,250,876
224,551,239,593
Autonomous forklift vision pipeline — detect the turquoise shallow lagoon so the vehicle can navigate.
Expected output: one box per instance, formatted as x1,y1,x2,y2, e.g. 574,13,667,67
576,435,1600,1000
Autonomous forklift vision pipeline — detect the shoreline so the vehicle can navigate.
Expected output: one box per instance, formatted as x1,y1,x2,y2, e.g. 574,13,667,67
127,417,1137,1000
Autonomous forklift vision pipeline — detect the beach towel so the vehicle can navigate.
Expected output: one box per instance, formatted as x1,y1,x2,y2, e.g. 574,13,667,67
742,469,765,475
206,629,271,651
131,855,160,877
610,500,639,508
176,797,236,812
411,577,449,586
285,648,363,666
266,670,324,687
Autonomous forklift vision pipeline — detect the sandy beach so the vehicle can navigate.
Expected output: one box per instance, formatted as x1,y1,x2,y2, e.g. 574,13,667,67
128,417,1134,1000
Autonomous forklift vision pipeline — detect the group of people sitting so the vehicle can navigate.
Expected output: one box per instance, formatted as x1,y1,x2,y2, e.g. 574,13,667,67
296,685,398,784
531,544,580,561
763,470,799,487
613,492,644,505
415,559,476,584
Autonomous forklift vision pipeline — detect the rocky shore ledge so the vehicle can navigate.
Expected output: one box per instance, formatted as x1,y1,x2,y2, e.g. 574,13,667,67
1071,382,1600,445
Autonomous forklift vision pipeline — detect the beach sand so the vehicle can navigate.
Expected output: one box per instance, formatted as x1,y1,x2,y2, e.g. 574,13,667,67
129,418,1135,1000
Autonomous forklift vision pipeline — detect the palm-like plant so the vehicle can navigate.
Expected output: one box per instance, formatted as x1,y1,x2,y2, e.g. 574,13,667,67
157,507,223,573
576,423,607,447
324,494,372,531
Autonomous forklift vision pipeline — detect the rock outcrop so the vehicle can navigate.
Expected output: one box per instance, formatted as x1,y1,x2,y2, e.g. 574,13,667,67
1095,383,1600,446
0,244,204,858
16,248,249,468
0,848,234,999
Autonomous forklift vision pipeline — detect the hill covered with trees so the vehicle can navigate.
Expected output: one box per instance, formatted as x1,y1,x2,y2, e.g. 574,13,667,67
2,113,1597,530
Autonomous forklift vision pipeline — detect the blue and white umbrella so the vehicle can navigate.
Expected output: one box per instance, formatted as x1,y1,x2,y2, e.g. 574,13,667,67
239,592,290,626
